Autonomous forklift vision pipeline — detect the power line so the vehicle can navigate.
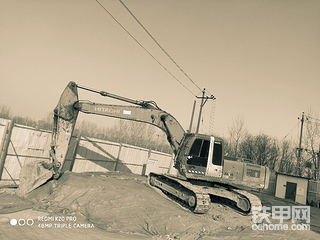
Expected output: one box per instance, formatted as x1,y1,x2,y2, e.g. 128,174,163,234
118,0,202,93
95,0,196,96
282,121,299,141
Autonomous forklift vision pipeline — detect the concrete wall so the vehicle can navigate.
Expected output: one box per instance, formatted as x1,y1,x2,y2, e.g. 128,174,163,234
68,136,173,175
261,170,277,195
308,180,320,207
0,118,173,184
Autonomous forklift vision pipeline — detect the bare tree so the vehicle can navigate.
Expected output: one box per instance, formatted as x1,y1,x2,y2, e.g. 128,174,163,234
75,120,99,139
37,111,54,130
268,138,280,170
239,134,255,160
277,139,295,174
0,105,11,119
302,110,320,179
254,134,279,169
127,121,155,148
254,134,268,165
102,119,170,152
112,119,129,144
228,115,247,157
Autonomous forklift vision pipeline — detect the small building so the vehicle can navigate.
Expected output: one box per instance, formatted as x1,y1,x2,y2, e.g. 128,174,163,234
275,172,309,205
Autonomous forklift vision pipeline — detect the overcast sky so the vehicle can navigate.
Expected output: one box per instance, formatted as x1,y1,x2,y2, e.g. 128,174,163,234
0,0,319,141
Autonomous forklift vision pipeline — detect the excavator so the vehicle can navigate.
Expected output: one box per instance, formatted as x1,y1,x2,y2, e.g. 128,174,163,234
19,81,270,214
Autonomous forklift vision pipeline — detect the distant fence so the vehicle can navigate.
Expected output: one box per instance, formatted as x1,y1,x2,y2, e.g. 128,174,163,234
262,171,277,195
0,118,174,185
307,180,320,207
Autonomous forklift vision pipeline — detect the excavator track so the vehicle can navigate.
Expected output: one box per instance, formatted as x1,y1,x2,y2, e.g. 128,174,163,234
232,189,262,211
148,173,261,215
148,173,210,213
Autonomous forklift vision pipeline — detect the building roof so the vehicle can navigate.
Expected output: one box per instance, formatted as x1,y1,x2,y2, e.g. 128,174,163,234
276,172,311,180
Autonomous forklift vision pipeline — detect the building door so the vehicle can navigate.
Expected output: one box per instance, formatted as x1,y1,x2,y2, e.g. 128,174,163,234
285,181,297,201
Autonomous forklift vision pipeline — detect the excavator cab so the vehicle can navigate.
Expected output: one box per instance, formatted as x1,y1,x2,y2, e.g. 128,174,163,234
175,134,224,180
177,134,269,190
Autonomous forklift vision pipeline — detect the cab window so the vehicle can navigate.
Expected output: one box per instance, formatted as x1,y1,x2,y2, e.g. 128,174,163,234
187,139,210,167
212,142,222,166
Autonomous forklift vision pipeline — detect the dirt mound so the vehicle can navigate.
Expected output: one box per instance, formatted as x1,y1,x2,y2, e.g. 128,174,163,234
0,188,34,214
2,171,319,239
27,171,222,239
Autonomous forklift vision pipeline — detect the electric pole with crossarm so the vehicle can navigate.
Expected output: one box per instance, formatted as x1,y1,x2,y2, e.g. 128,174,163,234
195,88,215,134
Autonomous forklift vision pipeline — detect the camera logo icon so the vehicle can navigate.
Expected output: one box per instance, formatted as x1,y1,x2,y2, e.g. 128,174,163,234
10,219,34,226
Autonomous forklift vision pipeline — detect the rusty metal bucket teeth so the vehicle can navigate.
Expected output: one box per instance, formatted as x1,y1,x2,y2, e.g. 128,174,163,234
18,161,54,197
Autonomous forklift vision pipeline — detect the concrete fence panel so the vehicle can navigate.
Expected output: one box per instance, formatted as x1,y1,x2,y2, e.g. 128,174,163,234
0,119,12,182
308,180,320,207
2,125,52,181
71,137,121,173
149,151,173,174
0,119,7,144
117,144,149,174
0,118,171,185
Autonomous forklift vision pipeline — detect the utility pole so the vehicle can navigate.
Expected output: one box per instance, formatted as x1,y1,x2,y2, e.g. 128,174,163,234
297,112,306,175
188,100,196,132
318,147,320,181
195,88,215,134
317,145,320,181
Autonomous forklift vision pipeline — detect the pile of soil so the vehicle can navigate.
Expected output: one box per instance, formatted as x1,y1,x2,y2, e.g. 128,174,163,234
26,171,223,239
1,171,320,239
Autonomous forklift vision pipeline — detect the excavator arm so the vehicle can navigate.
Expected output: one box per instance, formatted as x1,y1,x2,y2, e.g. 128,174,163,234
18,82,79,196
53,81,186,171
19,81,186,195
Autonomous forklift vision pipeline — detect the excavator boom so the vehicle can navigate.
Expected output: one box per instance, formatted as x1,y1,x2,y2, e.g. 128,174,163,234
19,81,185,195
74,101,185,155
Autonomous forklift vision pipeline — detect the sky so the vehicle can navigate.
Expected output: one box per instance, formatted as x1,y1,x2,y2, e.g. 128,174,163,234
0,0,319,141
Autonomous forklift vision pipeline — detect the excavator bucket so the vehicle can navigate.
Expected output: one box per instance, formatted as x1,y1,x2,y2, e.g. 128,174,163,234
18,161,54,197
18,82,79,197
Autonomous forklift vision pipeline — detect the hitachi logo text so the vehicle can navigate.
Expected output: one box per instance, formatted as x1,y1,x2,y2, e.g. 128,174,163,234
95,107,121,114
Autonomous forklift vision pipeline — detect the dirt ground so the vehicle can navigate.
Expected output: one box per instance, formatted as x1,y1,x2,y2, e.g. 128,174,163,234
0,171,319,240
